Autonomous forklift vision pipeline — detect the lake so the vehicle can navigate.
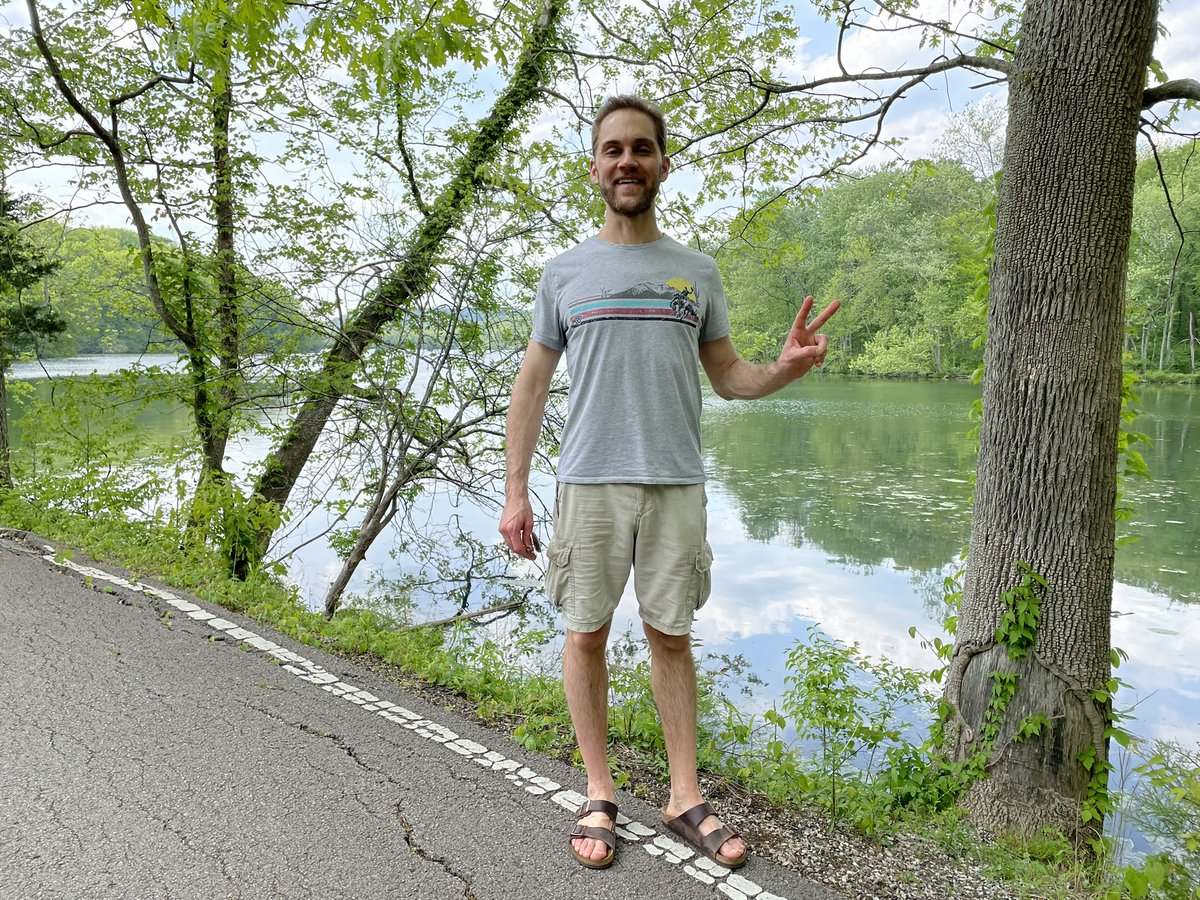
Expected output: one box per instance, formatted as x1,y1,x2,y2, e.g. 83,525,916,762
8,355,1200,842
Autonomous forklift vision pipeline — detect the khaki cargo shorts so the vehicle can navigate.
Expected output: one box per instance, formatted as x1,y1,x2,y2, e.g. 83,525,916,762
544,482,713,636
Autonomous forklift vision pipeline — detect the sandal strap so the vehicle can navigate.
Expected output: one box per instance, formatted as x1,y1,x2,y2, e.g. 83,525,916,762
676,801,716,830
569,824,616,850
700,824,739,855
576,799,618,820
673,802,741,856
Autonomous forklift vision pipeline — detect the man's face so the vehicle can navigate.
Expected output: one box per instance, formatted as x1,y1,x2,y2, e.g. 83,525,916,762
589,109,670,218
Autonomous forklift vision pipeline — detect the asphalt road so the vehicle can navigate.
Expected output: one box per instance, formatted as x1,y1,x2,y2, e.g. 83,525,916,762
0,529,844,900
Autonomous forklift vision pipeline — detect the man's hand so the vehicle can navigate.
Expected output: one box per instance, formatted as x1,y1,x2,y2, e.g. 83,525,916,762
499,495,540,561
777,295,840,376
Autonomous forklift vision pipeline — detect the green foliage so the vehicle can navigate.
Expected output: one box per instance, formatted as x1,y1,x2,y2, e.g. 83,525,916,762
1115,366,1152,544
995,561,1048,660
1014,713,1051,743
764,625,958,831
1106,853,1196,900
184,475,285,579
1126,144,1200,376
720,159,996,376
1110,739,1200,897
9,374,176,516
1,191,66,361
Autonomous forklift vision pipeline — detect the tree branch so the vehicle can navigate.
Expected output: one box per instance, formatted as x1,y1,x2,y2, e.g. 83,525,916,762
756,53,1012,96
1142,78,1200,109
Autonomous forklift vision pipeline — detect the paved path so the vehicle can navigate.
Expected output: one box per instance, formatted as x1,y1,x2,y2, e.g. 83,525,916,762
0,529,844,900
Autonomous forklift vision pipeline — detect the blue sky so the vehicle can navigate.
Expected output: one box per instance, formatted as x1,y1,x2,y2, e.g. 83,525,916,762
3,0,1196,230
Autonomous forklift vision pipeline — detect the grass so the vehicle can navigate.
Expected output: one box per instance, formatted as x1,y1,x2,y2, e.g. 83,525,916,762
0,489,1119,899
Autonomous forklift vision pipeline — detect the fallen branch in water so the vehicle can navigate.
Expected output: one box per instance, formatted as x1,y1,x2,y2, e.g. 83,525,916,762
400,600,523,632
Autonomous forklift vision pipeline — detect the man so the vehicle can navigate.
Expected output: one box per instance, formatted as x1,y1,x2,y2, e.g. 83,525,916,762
499,95,838,870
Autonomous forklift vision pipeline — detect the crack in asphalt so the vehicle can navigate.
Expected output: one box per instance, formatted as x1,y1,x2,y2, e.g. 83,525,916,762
396,805,480,900
241,700,486,898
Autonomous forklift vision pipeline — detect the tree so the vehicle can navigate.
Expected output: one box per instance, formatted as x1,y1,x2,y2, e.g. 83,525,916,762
940,0,1194,841
248,0,565,570
0,188,63,489
1127,144,1200,372
2,0,567,579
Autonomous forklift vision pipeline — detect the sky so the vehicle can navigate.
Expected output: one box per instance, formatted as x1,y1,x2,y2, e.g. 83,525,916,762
3,0,1198,232
786,0,1200,161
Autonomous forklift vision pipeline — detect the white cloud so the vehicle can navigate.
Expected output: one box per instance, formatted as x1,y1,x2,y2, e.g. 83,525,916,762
1155,1,1200,80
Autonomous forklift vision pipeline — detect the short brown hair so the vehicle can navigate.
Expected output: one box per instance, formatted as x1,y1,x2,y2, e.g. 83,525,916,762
591,95,667,157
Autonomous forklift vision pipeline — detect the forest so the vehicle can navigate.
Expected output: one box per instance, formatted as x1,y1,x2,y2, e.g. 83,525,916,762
10,145,1199,377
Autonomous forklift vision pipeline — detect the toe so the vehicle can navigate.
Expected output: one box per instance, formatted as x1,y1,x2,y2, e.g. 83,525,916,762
720,835,746,861
700,814,745,863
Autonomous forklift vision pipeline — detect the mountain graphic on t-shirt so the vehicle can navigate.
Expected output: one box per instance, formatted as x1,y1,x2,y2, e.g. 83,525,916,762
603,281,681,300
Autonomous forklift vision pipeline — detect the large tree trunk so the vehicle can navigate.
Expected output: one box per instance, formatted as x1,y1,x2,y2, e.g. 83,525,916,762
943,0,1157,841
247,0,562,562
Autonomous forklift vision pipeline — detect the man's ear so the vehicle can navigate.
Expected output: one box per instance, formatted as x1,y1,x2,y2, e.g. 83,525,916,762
588,157,599,185
660,154,671,181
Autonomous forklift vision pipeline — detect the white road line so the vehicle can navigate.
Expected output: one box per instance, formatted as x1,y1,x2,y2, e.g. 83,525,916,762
45,550,786,900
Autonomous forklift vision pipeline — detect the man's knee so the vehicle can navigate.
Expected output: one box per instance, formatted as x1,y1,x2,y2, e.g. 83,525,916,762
643,622,691,655
566,624,610,655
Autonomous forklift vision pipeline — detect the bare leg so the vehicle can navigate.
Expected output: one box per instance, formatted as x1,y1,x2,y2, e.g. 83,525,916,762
564,623,616,862
644,623,746,863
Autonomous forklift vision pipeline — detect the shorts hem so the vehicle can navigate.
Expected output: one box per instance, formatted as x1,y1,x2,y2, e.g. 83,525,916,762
638,612,692,637
562,616,613,634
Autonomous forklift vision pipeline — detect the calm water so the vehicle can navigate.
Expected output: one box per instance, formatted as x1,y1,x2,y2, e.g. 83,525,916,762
9,356,1200,788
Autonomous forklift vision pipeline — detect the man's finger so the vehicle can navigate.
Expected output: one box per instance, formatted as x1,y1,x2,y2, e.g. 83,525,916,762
788,302,812,341
806,299,841,333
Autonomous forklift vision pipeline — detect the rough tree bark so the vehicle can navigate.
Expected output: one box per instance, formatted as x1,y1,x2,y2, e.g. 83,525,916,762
943,0,1158,840
209,60,239,474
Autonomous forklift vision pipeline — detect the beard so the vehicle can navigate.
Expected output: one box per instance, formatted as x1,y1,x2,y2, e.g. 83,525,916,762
599,178,660,217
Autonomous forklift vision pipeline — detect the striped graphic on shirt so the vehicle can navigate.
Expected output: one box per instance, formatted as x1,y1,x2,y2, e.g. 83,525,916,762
567,279,700,330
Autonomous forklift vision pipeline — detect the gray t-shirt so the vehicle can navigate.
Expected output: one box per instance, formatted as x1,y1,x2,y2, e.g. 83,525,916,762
532,235,731,484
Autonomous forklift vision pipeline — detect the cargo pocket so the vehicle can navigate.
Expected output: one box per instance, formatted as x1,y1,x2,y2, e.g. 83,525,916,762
544,541,574,611
690,543,714,612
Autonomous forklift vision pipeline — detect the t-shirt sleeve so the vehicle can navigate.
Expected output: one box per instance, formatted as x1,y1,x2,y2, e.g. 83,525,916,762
699,264,731,343
530,266,566,350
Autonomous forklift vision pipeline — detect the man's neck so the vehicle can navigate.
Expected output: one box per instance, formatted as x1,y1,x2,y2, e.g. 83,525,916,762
597,211,662,245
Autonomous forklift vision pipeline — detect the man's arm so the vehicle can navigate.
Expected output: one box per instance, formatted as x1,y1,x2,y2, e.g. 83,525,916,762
700,295,840,401
499,340,563,560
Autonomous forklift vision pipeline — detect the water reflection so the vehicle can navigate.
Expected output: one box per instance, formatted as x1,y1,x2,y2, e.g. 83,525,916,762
689,377,1200,759
7,365,1199,764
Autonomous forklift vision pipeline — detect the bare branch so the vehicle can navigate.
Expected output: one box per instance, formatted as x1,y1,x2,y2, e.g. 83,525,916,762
757,53,1012,96
108,65,196,110
1142,78,1200,109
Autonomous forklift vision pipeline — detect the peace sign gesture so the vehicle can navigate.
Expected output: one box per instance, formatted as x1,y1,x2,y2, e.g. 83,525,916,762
777,295,840,376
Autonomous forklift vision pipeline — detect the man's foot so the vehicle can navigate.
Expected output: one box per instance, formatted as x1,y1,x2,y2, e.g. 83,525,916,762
661,800,747,868
570,798,618,868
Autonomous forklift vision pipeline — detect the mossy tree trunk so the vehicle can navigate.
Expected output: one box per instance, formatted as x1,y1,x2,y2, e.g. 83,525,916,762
944,0,1158,841
248,0,563,563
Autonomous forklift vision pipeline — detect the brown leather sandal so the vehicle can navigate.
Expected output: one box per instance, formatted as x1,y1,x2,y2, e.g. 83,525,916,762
569,799,618,869
661,801,747,869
